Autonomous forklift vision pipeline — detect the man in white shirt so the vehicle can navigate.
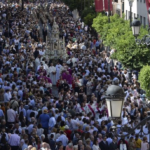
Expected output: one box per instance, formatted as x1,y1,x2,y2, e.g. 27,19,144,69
28,119,35,134
9,130,20,150
49,114,56,130
7,106,16,124
56,131,68,147
18,87,23,101
106,134,113,145
4,89,11,103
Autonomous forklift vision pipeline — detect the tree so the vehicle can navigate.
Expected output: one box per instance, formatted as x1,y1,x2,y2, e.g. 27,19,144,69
139,66,150,97
84,13,96,26
92,13,150,70
62,0,95,13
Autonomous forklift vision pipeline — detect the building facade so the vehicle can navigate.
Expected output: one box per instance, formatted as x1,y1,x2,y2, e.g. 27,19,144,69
124,0,149,26
112,0,124,17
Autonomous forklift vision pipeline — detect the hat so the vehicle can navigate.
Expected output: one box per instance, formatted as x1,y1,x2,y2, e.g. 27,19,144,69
64,125,69,129
43,109,48,113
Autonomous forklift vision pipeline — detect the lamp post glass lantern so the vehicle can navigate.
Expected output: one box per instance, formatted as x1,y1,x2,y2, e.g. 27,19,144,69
131,18,141,37
131,18,150,45
105,85,125,118
106,98,124,118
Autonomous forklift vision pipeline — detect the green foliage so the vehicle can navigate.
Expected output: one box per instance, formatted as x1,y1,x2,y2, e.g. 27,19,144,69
62,0,94,11
62,0,96,26
92,13,150,69
139,66,150,97
84,13,96,26
81,6,95,18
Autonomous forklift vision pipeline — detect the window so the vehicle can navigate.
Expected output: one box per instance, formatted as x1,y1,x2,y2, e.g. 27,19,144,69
140,16,142,24
126,10,128,20
116,9,121,17
143,17,146,27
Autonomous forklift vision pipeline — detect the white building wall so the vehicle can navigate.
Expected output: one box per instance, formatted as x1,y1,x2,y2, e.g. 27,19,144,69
124,0,148,26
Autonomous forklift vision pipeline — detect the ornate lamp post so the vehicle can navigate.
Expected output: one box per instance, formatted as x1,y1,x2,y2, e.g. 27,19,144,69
131,18,150,46
105,85,150,142
105,85,125,118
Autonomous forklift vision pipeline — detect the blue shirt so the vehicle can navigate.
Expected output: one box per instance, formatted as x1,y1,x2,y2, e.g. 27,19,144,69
39,113,49,129
95,41,100,47
0,109,4,117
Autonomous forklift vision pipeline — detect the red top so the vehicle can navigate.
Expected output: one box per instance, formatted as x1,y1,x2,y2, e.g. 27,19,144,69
64,129,72,141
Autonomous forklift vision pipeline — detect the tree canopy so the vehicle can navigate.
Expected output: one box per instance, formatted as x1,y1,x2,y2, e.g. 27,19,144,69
83,7,96,26
139,65,150,97
92,13,150,70
62,0,93,11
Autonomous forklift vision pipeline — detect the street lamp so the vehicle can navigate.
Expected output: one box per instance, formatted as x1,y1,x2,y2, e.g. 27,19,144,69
131,18,141,37
131,18,150,46
105,85,150,142
128,0,134,27
105,85,125,118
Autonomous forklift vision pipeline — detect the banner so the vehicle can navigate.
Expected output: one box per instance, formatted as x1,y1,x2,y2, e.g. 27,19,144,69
95,0,104,12
104,0,113,11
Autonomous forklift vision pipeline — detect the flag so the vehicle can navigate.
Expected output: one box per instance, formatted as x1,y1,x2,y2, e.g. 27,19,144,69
95,0,104,12
104,0,113,11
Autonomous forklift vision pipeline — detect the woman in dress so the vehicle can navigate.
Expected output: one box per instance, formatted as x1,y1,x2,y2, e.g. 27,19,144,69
128,137,136,150
92,139,101,150
141,137,149,150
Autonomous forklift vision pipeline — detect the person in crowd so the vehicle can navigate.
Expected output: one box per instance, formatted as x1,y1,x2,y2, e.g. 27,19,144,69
135,134,142,150
141,136,149,150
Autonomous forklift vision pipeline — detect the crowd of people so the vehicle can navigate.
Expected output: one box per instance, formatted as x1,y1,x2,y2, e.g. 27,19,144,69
0,1,149,150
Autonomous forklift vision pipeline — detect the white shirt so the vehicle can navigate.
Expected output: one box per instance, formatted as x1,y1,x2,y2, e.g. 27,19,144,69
9,134,20,146
92,145,100,150
18,90,23,100
7,109,16,122
56,134,68,146
4,92,10,102
39,50,45,56
49,117,56,128
106,137,113,145
28,124,34,134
